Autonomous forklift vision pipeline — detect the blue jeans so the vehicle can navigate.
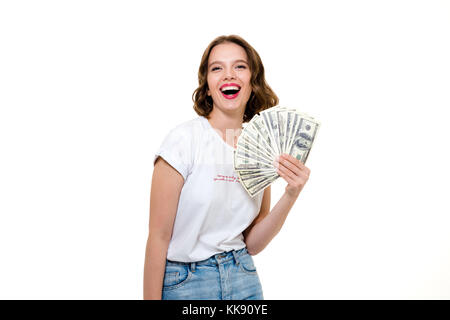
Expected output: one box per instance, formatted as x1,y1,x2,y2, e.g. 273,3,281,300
162,247,264,300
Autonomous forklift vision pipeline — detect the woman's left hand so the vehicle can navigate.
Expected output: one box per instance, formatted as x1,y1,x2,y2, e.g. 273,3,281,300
274,153,311,199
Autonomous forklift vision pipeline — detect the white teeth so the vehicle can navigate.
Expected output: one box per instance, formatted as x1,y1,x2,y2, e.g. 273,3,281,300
221,86,240,92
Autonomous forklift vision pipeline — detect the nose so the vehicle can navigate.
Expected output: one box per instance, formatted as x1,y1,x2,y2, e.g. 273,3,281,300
223,67,236,80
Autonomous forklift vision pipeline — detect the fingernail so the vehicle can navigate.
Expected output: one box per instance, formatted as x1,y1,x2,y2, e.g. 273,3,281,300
272,159,279,168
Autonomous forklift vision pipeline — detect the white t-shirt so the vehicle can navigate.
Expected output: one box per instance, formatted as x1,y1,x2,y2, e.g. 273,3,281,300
153,116,264,262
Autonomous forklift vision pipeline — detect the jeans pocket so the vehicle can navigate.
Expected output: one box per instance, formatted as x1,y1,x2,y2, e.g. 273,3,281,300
163,264,193,290
238,253,258,275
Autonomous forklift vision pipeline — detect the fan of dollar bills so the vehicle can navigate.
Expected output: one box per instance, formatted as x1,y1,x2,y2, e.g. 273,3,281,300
233,106,320,197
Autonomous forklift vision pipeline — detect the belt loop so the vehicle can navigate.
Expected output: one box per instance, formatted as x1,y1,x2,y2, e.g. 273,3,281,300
231,250,240,266
190,262,196,272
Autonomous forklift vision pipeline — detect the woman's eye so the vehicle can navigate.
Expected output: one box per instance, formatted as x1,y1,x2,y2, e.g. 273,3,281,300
211,67,221,71
237,65,246,69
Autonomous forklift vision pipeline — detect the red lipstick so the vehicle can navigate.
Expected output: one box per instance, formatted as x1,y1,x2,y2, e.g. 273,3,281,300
220,83,241,100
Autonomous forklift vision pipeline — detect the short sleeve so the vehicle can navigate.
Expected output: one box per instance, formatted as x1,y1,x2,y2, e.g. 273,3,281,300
154,125,193,181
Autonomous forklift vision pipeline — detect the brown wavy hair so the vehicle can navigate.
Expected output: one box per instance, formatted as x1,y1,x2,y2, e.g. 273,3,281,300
192,35,279,123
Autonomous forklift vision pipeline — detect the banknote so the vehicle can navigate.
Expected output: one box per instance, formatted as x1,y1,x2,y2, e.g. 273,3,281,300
286,116,320,163
234,149,274,171
238,127,275,162
233,106,320,197
249,115,278,158
260,111,281,155
239,172,280,197
245,173,279,197
236,137,274,165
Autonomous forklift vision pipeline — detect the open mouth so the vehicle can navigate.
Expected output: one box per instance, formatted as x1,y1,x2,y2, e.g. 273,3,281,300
220,85,241,99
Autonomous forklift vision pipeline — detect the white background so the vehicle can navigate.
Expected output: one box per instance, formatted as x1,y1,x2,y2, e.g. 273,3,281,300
1,0,449,299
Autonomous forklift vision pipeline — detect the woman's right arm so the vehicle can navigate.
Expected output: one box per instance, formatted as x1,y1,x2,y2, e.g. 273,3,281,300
143,156,185,300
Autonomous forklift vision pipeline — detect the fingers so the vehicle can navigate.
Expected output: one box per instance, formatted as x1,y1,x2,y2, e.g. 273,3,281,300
280,153,310,175
274,155,301,176
272,154,311,195
276,163,296,185
277,164,297,184
278,154,310,174
273,153,311,183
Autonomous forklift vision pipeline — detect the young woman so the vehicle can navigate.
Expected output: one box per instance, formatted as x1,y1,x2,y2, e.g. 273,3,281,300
143,35,311,300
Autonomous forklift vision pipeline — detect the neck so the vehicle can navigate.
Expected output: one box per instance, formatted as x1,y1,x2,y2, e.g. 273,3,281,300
207,107,244,148
208,109,243,131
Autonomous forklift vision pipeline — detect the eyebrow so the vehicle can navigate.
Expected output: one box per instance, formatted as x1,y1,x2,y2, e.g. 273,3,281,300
208,59,249,68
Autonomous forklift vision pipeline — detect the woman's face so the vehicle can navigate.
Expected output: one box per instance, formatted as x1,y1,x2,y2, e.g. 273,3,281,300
207,42,252,117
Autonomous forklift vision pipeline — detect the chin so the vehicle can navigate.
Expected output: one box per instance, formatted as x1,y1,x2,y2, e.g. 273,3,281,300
221,103,246,113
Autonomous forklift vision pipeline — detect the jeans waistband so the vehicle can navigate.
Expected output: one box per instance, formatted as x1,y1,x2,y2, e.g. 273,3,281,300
166,247,248,272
